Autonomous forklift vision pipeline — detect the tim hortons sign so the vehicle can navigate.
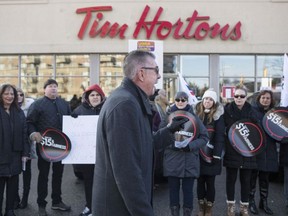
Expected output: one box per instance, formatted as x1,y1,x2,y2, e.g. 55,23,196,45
76,5,242,41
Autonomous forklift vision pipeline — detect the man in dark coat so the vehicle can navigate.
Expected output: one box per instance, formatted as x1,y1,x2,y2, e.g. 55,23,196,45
26,79,71,216
92,50,187,216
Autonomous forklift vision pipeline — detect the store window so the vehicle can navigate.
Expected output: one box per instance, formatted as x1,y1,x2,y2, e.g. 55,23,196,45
0,56,19,85
220,55,255,103
180,55,209,98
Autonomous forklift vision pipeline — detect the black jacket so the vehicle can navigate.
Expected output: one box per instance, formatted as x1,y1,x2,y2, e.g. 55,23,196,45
253,103,278,172
223,102,257,169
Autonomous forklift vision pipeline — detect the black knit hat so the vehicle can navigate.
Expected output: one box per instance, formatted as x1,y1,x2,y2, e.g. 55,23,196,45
44,79,58,89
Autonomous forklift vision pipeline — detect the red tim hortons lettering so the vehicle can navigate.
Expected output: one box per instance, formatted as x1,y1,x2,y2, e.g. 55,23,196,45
76,6,128,39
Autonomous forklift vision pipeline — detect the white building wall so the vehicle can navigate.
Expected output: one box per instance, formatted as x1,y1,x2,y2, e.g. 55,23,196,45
0,0,287,54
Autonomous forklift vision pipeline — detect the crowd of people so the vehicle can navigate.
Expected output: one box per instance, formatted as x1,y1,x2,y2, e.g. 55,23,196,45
0,49,287,216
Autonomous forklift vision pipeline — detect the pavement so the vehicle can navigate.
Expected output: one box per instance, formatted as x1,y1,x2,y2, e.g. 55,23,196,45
7,161,288,216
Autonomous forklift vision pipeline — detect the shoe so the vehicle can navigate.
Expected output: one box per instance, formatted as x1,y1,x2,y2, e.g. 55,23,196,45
51,201,71,211
79,206,92,216
38,206,47,216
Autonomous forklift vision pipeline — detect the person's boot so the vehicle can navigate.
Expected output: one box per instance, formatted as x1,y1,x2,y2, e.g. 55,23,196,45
259,181,273,215
249,197,258,215
170,205,180,216
227,200,236,216
197,199,205,216
19,191,29,209
204,201,213,216
183,207,192,216
240,201,250,216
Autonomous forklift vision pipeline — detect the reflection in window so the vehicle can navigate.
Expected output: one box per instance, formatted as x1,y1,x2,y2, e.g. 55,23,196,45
256,55,282,91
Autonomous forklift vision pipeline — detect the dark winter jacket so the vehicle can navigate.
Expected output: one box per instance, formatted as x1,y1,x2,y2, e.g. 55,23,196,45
26,96,71,134
92,77,172,216
194,102,225,176
253,102,278,172
223,102,257,169
0,106,30,176
163,104,209,178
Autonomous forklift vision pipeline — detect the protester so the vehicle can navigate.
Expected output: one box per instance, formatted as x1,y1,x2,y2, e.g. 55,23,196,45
92,50,188,216
14,88,35,210
162,91,209,216
0,84,30,216
26,79,71,216
72,84,106,216
279,105,288,214
223,86,258,216
194,89,225,216
248,90,278,215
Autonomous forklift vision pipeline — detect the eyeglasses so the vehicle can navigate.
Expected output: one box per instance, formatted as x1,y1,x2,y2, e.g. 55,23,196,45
175,98,187,103
18,94,24,97
234,95,246,99
141,66,159,75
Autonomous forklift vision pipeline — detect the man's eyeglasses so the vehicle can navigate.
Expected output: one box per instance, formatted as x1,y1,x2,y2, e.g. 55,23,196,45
234,95,246,99
141,66,159,75
18,94,24,97
175,98,187,103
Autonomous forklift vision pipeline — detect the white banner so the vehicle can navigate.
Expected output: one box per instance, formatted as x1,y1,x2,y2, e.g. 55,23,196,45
178,73,198,105
62,115,98,164
281,53,288,107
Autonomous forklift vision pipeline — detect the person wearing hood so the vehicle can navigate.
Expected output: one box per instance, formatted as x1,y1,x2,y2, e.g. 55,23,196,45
162,91,209,216
194,89,225,216
72,84,106,216
248,90,278,215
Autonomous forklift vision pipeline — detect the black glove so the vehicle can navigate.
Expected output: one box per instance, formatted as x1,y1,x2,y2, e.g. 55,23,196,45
71,113,78,118
212,157,221,165
281,137,288,144
167,116,189,133
182,145,190,152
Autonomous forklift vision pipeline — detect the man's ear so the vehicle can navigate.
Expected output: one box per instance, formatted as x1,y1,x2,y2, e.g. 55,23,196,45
137,69,145,82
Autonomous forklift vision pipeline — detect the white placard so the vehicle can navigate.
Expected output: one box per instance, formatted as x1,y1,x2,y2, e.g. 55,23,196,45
62,115,98,164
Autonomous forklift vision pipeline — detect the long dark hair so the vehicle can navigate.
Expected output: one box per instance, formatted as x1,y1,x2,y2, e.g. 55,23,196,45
256,90,275,109
0,84,20,110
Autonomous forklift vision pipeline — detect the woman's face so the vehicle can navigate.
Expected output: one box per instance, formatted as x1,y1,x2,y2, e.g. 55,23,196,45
175,97,188,109
259,92,271,109
202,97,214,109
17,91,24,103
233,89,247,109
2,87,15,107
88,90,102,107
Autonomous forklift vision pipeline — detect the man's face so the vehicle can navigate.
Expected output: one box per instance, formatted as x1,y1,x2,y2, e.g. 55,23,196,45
140,57,161,96
44,84,58,99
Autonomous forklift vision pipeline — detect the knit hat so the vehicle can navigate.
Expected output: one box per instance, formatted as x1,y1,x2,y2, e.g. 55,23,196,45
202,89,217,103
175,91,188,100
44,79,58,89
84,84,105,99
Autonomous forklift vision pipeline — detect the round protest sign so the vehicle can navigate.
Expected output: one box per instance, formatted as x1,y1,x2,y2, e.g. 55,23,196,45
200,126,215,163
262,107,288,141
38,128,72,162
168,111,199,143
228,119,266,157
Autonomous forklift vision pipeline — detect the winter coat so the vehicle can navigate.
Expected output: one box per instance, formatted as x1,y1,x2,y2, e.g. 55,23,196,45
194,102,225,176
223,102,258,169
0,106,30,176
92,77,172,216
27,96,71,134
163,104,209,178
253,103,278,172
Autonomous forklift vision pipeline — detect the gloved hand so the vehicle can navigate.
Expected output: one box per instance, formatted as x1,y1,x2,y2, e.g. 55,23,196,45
71,113,78,118
167,116,189,133
281,137,288,144
212,157,221,165
174,139,190,148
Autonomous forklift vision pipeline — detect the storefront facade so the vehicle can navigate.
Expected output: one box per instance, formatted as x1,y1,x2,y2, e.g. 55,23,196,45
0,0,287,102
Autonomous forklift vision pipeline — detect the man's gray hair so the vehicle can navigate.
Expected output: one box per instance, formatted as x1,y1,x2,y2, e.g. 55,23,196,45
123,50,156,79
